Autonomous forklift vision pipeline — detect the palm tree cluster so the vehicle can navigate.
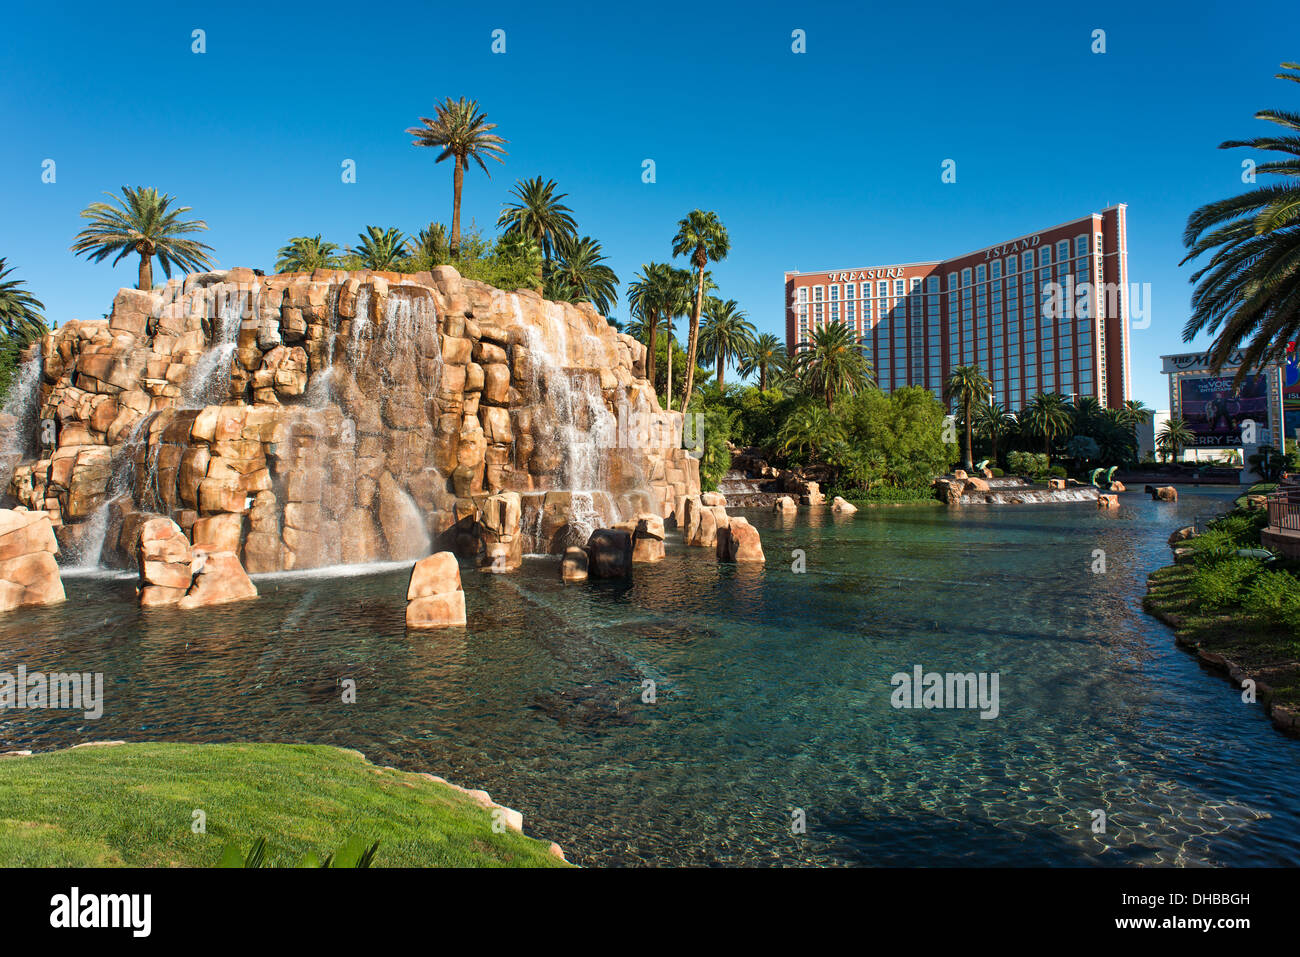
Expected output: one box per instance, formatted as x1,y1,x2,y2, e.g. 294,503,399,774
0,259,47,395
945,365,1153,469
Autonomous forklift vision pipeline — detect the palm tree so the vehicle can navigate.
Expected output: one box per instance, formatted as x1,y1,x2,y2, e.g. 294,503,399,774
973,400,1015,467
737,333,788,391
627,262,675,392
497,177,577,280
352,227,408,271
1117,398,1154,429
545,234,618,315
1157,415,1196,462
1022,392,1075,458
0,259,47,343
793,322,873,410
698,298,755,387
406,98,508,259
71,186,215,289
1181,62,1300,377
671,210,730,409
944,365,992,470
408,222,451,265
275,235,340,273
777,398,847,460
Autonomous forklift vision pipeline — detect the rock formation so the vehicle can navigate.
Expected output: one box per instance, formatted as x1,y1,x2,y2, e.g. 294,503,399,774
406,551,466,628
831,496,858,514
631,512,665,563
134,514,257,608
0,507,65,612
716,517,765,563
585,528,632,578
774,495,796,513
6,268,700,575
560,546,588,582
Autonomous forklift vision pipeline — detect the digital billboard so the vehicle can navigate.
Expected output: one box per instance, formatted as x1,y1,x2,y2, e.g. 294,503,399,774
1178,374,1269,447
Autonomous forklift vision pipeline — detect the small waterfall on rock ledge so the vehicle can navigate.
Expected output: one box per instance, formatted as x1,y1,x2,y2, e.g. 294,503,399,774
0,347,42,495
183,288,247,408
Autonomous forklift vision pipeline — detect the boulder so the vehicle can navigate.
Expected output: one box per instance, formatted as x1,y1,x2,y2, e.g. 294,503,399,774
406,551,467,628
631,512,665,563
1047,478,1066,491
1109,481,1126,493
0,509,65,612
178,550,257,609
831,496,858,514
701,491,727,507
952,470,968,481
963,477,990,492
716,516,765,563
1152,485,1178,502
136,515,193,605
1168,526,1197,546
774,495,797,513
979,467,994,479
476,491,522,573
1097,494,1120,509
801,481,825,506
585,528,633,578
560,546,588,582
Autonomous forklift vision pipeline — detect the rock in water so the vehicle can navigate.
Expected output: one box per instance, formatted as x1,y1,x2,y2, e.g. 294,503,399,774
560,546,588,582
1152,485,1178,502
0,508,65,612
774,495,797,513
178,550,258,609
716,517,765,563
831,496,858,514
585,529,632,578
136,515,193,606
631,512,665,563
1097,494,1120,509
406,551,466,628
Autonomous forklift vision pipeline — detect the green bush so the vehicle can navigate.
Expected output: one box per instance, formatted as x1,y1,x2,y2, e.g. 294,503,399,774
988,467,1004,477
1007,451,1049,477
1206,508,1267,548
1190,558,1262,611
1048,465,1068,479
1244,569,1300,629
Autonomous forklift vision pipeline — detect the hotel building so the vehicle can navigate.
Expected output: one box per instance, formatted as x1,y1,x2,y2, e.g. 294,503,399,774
784,206,1132,410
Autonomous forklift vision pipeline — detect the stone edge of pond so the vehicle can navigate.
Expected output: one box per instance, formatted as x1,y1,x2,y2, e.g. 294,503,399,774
1143,564,1300,739
0,740,571,865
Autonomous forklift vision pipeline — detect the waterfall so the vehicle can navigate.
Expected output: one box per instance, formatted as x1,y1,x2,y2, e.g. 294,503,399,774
183,287,247,408
306,286,341,409
515,295,619,541
0,347,42,494
61,413,157,570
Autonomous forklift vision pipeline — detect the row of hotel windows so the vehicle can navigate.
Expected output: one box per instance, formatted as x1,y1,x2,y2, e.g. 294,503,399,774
794,233,1104,308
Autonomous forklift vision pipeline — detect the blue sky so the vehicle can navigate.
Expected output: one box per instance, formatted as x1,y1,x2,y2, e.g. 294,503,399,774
1,0,1295,407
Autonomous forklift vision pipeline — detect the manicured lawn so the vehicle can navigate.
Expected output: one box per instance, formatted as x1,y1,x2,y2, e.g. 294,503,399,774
0,742,568,867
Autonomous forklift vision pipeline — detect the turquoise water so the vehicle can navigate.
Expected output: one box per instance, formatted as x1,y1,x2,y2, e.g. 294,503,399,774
3,486,1298,866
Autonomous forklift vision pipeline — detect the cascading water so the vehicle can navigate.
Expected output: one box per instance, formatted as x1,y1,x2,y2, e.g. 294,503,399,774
183,287,247,408
305,286,341,409
0,347,43,495
516,296,620,541
62,413,157,571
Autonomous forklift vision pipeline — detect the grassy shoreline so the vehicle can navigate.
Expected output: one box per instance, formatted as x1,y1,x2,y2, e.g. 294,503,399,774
0,742,569,867
1142,492,1300,737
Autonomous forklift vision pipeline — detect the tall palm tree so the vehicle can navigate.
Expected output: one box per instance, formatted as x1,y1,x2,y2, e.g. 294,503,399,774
944,365,992,470
698,298,755,387
627,262,676,392
406,98,508,259
352,227,408,271
1181,62,1300,377
1157,415,1196,462
671,210,730,409
1117,398,1154,428
793,322,873,410
737,332,788,391
0,259,47,343
973,400,1015,467
71,186,215,289
275,235,340,273
1022,392,1075,458
497,177,577,280
545,234,618,315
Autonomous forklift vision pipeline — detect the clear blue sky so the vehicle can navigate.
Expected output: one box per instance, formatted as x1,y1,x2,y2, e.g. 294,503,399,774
1,0,1295,408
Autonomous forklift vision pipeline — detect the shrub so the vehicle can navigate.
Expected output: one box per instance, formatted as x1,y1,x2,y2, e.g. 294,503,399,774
1007,451,1049,477
1190,558,1262,611
1048,465,1068,479
1207,508,1267,548
989,467,1004,477
1244,569,1300,629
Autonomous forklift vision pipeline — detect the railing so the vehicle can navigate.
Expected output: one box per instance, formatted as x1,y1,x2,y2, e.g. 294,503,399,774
1266,487,1300,532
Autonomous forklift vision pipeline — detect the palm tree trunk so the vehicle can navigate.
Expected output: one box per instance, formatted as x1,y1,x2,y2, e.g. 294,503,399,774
450,157,464,260
665,320,673,412
759,361,767,392
717,357,724,388
682,267,705,409
137,251,152,290
963,399,973,469
645,310,657,396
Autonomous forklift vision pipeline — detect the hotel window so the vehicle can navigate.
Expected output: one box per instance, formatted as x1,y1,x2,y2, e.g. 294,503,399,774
1075,235,1088,257
1057,240,1070,262
894,279,905,296
991,261,1001,280
845,282,856,300
813,286,824,302
928,276,939,294
961,268,971,286
814,303,823,322
797,287,808,304
947,272,959,291
830,302,839,321
863,299,873,321
1022,252,1034,271
976,265,986,283
877,281,888,298
830,285,840,302
1006,257,1018,275
1096,233,1103,254
846,300,855,322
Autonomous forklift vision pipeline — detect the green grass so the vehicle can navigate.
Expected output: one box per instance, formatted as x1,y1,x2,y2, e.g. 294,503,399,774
1235,481,1278,508
1145,563,1300,709
0,742,568,867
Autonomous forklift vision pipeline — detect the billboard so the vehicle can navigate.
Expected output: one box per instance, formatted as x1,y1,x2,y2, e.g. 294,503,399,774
1179,374,1269,447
